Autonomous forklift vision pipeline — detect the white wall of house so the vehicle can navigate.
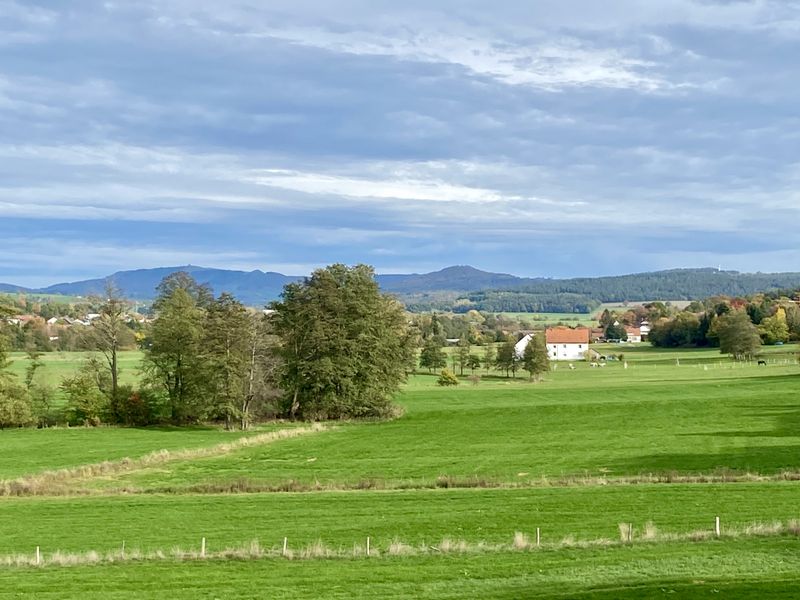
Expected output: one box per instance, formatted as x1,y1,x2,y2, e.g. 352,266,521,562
514,334,533,359
547,342,587,361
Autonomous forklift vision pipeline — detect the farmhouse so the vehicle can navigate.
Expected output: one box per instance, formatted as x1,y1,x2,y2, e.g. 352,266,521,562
514,333,534,358
625,326,642,343
546,326,590,361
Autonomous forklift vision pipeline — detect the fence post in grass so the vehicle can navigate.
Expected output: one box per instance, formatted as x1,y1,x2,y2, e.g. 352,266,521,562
282,537,288,557
536,527,541,547
628,523,633,543
715,516,720,537
121,540,125,559
35,546,41,565
366,537,371,557
201,537,206,558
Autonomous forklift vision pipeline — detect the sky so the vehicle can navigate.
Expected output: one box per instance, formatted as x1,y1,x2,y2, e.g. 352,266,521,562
2,0,800,287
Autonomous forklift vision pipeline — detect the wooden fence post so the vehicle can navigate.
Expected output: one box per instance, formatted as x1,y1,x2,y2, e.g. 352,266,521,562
715,516,720,537
35,546,41,565
366,537,371,557
282,537,288,557
201,537,206,557
536,527,540,547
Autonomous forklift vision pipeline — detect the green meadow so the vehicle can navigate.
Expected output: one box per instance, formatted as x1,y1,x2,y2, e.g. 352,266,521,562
7,351,143,391
499,311,597,326
0,344,798,597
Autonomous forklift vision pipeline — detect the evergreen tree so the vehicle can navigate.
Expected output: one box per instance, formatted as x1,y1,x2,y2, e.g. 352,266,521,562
419,337,447,373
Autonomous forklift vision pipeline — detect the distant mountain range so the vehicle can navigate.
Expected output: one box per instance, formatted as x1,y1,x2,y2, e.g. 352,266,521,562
2,265,800,311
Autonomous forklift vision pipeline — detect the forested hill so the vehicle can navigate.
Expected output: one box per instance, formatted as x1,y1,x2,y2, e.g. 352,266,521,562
2,266,799,310
505,268,800,302
435,268,800,313
27,266,302,305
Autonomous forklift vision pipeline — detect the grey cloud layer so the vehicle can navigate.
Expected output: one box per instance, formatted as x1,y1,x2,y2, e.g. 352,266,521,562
1,0,799,285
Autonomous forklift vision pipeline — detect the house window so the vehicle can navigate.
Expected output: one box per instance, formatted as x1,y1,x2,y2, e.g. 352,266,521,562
578,344,582,348
563,344,566,348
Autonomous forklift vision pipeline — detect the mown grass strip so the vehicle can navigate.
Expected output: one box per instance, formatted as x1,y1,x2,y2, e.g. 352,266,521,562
103,468,800,495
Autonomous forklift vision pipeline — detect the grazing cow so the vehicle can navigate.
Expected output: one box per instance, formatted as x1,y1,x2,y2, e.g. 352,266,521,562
758,360,767,366
569,364,575,370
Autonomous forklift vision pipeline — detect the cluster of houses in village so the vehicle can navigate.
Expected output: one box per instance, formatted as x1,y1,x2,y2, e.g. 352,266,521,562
515,321,651,361
3,312,149,343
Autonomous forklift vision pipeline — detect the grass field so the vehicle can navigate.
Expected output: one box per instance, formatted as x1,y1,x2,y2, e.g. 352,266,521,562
498,311,597,326
2,538,800,599
6,351,144,390
0,344,798,597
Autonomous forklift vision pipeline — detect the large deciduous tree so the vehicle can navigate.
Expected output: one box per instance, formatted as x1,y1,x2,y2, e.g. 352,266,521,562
88,282,130,405
202,293,282,430
522,334,550,381
270,264,415,420
143,275,209,423
717,310,761,360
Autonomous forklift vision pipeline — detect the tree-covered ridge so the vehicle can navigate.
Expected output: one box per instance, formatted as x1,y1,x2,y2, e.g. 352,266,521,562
405,269,800,313
5,266,800,312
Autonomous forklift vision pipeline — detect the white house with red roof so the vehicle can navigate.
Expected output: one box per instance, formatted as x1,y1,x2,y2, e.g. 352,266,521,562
625,326,642,343
546,326,590,361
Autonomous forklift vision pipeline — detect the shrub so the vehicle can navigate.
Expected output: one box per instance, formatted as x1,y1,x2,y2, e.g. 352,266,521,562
437,369,459,386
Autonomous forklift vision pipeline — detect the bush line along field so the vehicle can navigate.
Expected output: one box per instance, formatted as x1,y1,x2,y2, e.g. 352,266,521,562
0,344,798,597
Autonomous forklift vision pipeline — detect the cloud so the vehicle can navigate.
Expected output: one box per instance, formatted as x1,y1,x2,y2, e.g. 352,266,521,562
1,1,800,283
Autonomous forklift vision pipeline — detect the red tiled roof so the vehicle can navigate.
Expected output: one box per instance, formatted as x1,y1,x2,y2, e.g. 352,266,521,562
625,327,641,335
545,327,590,344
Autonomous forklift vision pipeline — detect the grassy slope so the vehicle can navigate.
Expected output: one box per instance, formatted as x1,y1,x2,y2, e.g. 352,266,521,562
1,539,800,599
92,356,800,492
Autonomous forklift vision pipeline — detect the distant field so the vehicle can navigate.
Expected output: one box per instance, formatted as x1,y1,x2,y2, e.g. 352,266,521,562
594,300,693,317
498,311,596,326
0,343,798,598
6,351,143,393
0,292,86,304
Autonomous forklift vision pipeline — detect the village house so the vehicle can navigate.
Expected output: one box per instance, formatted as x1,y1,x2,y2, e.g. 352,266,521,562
546,326,590,361
625,326,642,343
514,333,533,358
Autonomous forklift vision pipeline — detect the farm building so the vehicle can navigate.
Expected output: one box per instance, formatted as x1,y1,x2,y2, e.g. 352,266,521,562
546,326,590,361
514,333,534,359
625,326,642,343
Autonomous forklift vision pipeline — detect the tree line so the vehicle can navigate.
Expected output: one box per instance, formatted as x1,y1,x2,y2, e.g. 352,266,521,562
419,334,549,382
0,265,415,429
